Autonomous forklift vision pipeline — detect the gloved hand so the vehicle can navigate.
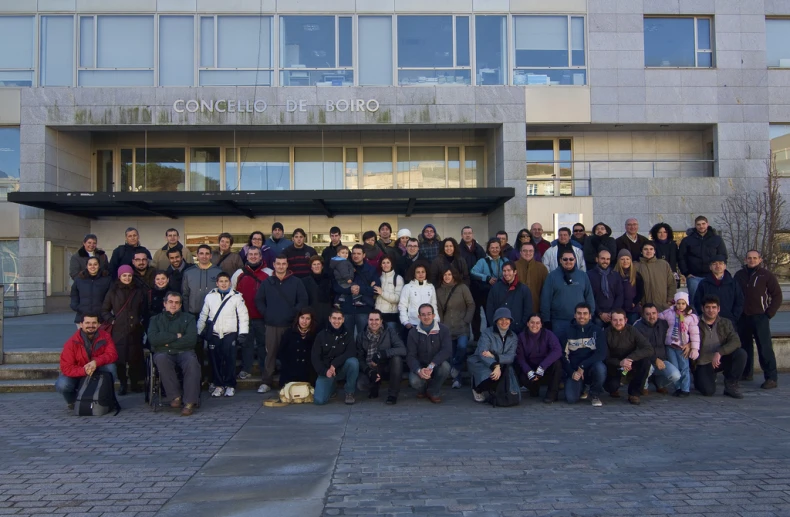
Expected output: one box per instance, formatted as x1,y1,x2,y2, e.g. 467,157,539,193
237,334,248,345
689,349,699,361
536,366,545,378
527,370,536,381
372,351,385,365
367,368,380,385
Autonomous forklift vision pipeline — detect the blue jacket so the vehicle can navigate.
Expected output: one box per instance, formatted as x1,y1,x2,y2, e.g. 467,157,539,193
332,260,381,314
470,256,509,283
265,237,293,255
587,267,623,318
693,271,744,324
540,267,595,323
561,319,607,375
254,272,308,327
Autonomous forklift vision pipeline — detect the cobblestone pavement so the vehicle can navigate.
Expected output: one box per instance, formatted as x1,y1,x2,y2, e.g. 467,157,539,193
3,376,790,516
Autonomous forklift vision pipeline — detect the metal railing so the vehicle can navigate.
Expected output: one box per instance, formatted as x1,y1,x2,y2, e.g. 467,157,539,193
3,282,47,319
525,159,716,197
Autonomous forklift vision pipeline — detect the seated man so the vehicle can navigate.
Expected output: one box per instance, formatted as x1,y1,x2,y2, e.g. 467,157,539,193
312,309,359,405
406,303,452,403
356,309,407,405
56,313,118,410
695,295,746,398
147,291,200,416
604,309,653,405
468,307,519,403
562,303,607,407
515,314,563,403
634,304,681,394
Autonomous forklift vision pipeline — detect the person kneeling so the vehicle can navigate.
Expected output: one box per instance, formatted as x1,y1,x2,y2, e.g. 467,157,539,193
147,292,201,416
468,308,519,403
312,309,359,405
356,309,407,405
695,295,746,398
604,309,653,405
406,304,451,403
562,303,607,407
56,313,118,410
515,314,562,403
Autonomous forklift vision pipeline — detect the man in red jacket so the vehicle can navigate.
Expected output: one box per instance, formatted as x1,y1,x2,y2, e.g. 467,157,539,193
56,313,118,409
233,246,271,381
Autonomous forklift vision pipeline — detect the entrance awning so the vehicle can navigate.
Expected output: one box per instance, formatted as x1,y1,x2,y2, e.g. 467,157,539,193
8,189,514,219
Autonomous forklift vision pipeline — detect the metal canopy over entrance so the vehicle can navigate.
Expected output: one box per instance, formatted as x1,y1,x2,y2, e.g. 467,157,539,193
9,188,514,219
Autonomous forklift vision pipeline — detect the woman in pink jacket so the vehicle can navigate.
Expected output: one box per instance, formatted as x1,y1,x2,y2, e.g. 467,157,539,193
658,291,699,397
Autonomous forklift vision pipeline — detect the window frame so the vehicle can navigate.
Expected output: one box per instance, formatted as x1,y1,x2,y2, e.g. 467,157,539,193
643,16,714,69
526,137,574,197
0,15,37,87
279,15,354,86
77,14,156,86
395,14,473,86
198,14,274,86
766,17,790,69
511,14,587,86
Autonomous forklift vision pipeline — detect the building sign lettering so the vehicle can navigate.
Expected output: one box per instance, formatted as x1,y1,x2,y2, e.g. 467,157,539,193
173,98,379,114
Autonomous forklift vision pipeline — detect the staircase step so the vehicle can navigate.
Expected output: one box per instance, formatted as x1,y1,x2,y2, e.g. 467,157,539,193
0,364,60,381
0,379,56,393
3,351,61,365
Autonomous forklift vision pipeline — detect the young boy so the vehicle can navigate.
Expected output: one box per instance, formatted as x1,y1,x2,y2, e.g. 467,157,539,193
330,246,362,306
197,272,249,397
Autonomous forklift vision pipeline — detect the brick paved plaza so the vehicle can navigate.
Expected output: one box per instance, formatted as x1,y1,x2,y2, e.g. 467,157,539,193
2,377,790,517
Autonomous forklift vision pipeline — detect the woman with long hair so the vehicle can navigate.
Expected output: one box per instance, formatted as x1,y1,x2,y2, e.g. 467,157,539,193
429,237,470,286
278,307,319,386
614,249,645,324
70,256,112,325
374,255,404,332
436,266,475,389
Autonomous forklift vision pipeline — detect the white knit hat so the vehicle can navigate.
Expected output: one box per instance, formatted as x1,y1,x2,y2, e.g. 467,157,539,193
397,229,411,239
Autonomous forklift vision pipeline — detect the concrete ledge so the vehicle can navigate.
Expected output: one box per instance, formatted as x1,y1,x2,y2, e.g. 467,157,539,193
756,337,790,373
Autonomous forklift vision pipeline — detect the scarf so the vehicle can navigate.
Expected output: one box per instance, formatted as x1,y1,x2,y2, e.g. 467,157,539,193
419,321,434,333
671,309,688,346
597,266,612,299
218,287,231,297
81,330,95,359
364,328,384,363
562,264,577,285
556,241,574,258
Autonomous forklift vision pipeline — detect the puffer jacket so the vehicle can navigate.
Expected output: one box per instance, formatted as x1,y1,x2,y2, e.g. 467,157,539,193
233,263,271,320
678,227,727,277
658,307,700,351
436,281,475,338
70,269,113,323
375,270,404,315
405,320,452,372
398,279,439,326
636,256,676,312
197,289,250,338
583,222,617,271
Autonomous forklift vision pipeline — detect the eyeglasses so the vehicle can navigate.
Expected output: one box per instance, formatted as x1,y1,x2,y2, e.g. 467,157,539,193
561,258,575,262
407,244,419,248
573,229,585,233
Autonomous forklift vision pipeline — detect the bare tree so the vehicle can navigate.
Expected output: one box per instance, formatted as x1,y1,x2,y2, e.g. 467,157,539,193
718,156,790,271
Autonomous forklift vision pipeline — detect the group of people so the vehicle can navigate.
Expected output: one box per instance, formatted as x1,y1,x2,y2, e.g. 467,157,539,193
56,216,783,415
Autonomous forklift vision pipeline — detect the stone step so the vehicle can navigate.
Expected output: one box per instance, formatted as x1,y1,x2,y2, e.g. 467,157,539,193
0,363,60,381
0,379,56,393
3,351,61,365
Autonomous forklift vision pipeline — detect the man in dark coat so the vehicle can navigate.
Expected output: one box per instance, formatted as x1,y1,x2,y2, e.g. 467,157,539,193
587,249,623,327
604,310,653,405
693,255,744,325
678,215,727,303
615,218,650,262
108,227,151,278
356,310,407,404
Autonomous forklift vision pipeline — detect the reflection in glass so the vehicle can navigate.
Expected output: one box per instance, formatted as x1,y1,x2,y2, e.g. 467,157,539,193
363,147,393,189
345,148,359,189
571,17,585,66
294,147,343,190
456,17,470,67
464,146,484,188
135,148,186,192
40,16,74,87
0,128,20,198
190,147,221,191
398,69,470,86
514,16,568,68
160,16,194,86
120,149,133,192
644,18,696,67
513,69,586,86
398,16,453,68
770,125,790,176
476,16,507,85
0,16,34,70
448,148,460,188
397,147,445,189
240,148,290,190
200,70,271,86
280,69,352,86
0,239,19,288
200,16,213,67
281,16,336,68
217,16,272,69
359,16,392,86
97,16,154,68
96,150,113,192
225,148,238,191
79,16,94,67
767,19,790,68
339,17,353,67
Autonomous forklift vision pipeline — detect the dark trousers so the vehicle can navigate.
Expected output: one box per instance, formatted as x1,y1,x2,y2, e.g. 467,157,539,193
115,341,144,388
471,291,488,340
191,312,211,382
517,360,562,399
263,325,288,387
738,314,777,381
362,356,404,398
241,319,266,374
694,348,747,396
154,351,201,405
604,357,651,397
209,333,237,388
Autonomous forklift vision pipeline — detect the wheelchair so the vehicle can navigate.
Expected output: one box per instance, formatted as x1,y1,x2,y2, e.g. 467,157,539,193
144,349,201,412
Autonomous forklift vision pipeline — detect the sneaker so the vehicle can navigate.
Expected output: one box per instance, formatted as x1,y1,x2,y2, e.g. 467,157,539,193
628,395,641,405
678,391,690,398
591,397,603,407
211,387,224,397
345,393,355,405
472,389,486,403
452,380,462,390
450,367,459,379
579,388,589,400
386,396,397,405
258,384,271,394
761,379,778,390
238,371,250,380
66,403,75,410
224,387,235,397
724,380,744,399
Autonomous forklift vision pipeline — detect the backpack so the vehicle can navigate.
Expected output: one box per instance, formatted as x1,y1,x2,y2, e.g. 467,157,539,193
263,382,315,407
75,370,121,416
488,364,520,408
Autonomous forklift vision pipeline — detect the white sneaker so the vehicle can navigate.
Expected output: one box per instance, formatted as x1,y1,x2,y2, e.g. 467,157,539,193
472,389,486,403
591,397,603,407
238,371,250,380
211,387,224,397
224,387,235,397
258,384,271,394
452,380,461,389
450,367,459,379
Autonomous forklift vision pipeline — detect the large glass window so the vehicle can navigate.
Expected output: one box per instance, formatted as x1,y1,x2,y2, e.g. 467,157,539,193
513,16,586,85
476,16,507,85
397,15,471,86
78,15,154,86
190,148,221,191
0,16,34,86
363,147,394,189
96,150,113,192
200,16,272,86
644,17,713,68
238,148,290,190
40,16,74,87
160,16,194,86
526,138,573,196
397,147,446,188
345,148,359,189
359,16,393,86
0,128,20,199
0,240,19,290
280,16,353,86
771,125,790,177
294,148,344,189
464,146,485,188
767,19,790,68
134,148,186,192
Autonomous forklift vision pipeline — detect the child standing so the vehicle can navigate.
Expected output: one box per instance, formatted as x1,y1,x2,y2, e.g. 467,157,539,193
658,291,699,397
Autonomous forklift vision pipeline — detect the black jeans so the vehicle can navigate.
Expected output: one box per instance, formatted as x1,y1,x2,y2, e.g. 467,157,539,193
516,360,562,399
209,333,237,388
471,290,488,340
694,348,747,396
365,356,404,398
738,314,777,381
604,357,651,397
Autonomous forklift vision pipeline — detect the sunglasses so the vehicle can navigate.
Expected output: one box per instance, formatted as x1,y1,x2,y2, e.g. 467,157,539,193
561,258,575,262
573,229,585,233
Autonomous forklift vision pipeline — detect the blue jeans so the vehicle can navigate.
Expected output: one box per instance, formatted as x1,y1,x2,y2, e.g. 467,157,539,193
408,361,451,397
450,335,469,380
686,276,702,306
664,346,691,392
55,364,117,404
314,357,359,405
564,361,605,404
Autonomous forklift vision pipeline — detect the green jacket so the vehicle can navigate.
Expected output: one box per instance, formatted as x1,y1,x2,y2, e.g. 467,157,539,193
147,310,197,354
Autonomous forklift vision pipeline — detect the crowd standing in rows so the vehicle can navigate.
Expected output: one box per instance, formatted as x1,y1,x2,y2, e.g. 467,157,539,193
58,217,783,415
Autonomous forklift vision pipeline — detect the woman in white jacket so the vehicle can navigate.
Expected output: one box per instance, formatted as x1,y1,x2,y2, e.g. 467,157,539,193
374,256,404,332
197,272,249,397
398,262,439,329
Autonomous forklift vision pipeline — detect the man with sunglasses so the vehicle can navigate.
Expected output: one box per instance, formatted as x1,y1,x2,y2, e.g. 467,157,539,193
572,224,587,247
540,250,595,346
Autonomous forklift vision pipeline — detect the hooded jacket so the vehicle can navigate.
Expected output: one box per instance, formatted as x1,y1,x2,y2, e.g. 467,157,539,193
486,276,533,335
583,223,617,271
436,281,475,338
181,264,222,315
540,266,596,323
678,227,727,277
399,279,439,327
59,328,118,378
152,242,194,271
562,319,607,375
406,320,452,373
734,265,783,318
356,325,407,374
418,225,442,263
108,243,151,278
587,266,624,318
636,256,677,312
468,326,519,391
516,328,562,373
515,258,549,315
147,310,198,355
649,223,678,273
693,270,744,323
69,246,109,280
166,262,194,294
70,269,112,323
255,271,309,327
605,324,653,368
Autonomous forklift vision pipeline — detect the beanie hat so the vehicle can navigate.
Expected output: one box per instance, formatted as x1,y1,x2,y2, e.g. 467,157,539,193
617,249,632,260
397,229,411,239
493,307,513,323
674,291,690,304
272,222,284,231
117,265,133,278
